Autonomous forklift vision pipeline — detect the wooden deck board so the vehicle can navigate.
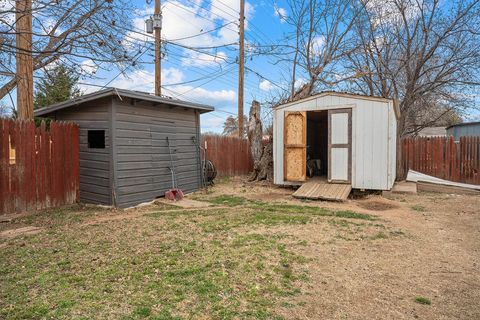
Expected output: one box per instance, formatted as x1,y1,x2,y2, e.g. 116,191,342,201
293,177,351,201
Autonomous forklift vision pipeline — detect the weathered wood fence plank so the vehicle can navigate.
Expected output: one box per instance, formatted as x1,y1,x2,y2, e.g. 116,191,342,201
201,135,254,177
0,118,80,214
397,136,480,185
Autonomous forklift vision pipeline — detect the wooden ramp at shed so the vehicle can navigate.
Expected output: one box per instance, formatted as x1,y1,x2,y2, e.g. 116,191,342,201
293,177,351,201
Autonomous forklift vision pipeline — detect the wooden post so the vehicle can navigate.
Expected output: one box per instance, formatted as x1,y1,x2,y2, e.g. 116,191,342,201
16,0,34,120
155,0,162,96
237,0,245,138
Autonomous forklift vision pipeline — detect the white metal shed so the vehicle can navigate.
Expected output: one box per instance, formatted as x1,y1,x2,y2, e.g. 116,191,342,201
273,92,399,191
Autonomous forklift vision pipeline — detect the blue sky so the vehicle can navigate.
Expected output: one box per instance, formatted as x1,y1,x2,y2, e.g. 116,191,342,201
78,0,293,133
2,0,479,128
0,0,293,132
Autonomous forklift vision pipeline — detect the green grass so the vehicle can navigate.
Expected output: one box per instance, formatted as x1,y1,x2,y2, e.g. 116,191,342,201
410,205,427,212
414,296,432,305
207,195,249,207
205,196,376,221
1,204,311,319
0,194,389,319
0,205,102,233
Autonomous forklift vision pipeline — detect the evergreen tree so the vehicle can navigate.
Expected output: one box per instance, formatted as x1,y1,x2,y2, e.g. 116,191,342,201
34,64,82,108
222,114,248,137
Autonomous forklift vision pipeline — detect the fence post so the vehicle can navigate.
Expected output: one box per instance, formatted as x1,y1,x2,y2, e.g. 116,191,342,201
0,119,7,213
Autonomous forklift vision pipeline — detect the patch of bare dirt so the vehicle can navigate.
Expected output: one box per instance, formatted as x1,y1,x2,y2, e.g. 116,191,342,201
357,199,399,211
0,226,44,239
194,177,480,319
275,193,480,320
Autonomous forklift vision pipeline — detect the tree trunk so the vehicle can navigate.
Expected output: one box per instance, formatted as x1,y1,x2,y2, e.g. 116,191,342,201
248,100,274,182
255,138,273,181
248,101,263,181
248,101,263,163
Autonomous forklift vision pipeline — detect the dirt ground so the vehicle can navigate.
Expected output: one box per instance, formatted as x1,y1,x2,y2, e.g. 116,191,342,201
1,176,479,319
195,177,480,319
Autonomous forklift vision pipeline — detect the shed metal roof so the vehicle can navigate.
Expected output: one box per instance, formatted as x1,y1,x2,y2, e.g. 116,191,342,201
274,91,399,119
34,87,214,116
275,91,394,109
446,121,480,130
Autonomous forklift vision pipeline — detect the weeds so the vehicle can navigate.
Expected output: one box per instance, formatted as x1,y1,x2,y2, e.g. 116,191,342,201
414,296,432,305
411,205,427,212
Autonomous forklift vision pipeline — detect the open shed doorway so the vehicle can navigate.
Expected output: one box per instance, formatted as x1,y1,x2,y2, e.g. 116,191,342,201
306,111,328,178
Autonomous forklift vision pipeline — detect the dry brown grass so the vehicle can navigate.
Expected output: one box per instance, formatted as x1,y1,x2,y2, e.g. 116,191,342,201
1,177,479,319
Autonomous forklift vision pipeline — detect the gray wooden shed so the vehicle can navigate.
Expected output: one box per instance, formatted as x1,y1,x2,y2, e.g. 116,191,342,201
34,88,214,208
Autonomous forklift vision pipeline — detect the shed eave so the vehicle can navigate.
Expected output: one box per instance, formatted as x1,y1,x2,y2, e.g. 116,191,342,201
274,92,394,110
34,87,214,117
445,121,480,130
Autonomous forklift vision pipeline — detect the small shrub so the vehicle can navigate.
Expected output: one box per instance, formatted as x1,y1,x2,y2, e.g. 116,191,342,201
414,296,431,305
411,205,426,212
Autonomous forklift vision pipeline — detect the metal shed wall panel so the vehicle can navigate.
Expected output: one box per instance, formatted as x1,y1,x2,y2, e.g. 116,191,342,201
273,94,396,190
447,124,480,141
113,99,201,208
50,98,112,205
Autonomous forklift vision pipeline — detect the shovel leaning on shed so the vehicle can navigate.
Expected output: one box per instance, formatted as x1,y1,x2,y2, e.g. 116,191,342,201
165,136,184,201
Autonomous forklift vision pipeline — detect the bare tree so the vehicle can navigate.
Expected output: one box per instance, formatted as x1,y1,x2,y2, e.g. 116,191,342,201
0,0,142,100
248,0,362,181
347,0,480,136
0,102,12,117
281,0,362,101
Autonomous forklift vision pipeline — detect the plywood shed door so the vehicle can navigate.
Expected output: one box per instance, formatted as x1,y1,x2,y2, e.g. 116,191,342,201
284,111,307,182
328,109,352,183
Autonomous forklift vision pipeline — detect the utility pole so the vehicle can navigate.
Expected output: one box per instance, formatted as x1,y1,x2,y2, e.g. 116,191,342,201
16,0,34,120
146,0,162,96
154,0,161,96
237,0,245,138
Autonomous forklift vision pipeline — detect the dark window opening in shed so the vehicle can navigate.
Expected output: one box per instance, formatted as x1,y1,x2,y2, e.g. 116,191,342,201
88,130,105,149
306,111,328,178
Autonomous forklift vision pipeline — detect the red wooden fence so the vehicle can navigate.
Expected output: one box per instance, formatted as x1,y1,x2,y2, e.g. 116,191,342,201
202,135,253,177
397,136,480,185
0,119,80,214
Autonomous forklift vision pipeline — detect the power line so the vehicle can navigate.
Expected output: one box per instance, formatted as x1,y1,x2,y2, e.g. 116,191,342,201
166,0,239,35
213,0,279,46
245,66,284,90
167,21,237,41
101,42,153,89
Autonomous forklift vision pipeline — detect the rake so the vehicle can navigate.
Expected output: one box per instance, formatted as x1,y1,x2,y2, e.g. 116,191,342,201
165,136,184,201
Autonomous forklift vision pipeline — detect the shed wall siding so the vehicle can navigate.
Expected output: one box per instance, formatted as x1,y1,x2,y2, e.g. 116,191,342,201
113,99,201,208
51,98,112,205
273,95,395,190
387,102,397,188
447,124,480,140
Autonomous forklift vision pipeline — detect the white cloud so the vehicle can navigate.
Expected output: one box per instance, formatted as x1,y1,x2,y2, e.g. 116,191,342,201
107,67,184,93
0,1,15,26
310,36,325,55
173,86,236,102
211,0,254,24
127,1,254,67
180,51,228,67
80,59,98,76
273,5,287,23
259,79,275,91
201,113,228,133
366,0,420,27
294,78,307,89
78,66,235,104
